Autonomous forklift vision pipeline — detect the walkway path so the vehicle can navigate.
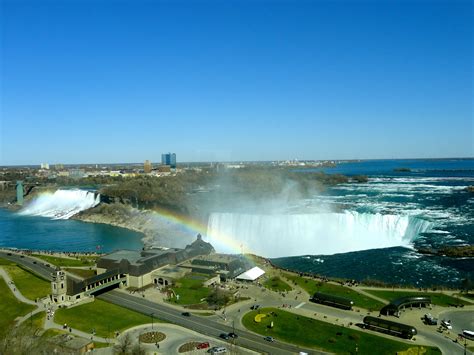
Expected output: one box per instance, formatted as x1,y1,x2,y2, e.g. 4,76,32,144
118,323,257,354
0,266,114,351
0,267,37,305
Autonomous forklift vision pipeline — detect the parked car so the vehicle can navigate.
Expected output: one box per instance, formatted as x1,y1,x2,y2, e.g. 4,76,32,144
208,346,227,354
228,332,238,339
219,333,230,340
263,336,275,342
197,342,210,349
181,312,191,317
441,320,452,330
423,314,437,325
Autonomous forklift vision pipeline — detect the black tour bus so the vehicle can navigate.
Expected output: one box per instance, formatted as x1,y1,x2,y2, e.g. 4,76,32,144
310,292,354,310
362,316,417,339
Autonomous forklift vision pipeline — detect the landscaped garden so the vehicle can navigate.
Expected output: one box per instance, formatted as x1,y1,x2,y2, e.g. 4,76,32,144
54,299,158,338
0,277,36,337
263,276,292,292
32,254,97,267
282,272,385,310
242,307,441,355
3,265,51,300
168,273,212,306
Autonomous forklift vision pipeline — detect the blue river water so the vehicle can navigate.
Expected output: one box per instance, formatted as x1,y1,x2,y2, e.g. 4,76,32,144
1,158,473,287
271,158,474,288
0,208,144,253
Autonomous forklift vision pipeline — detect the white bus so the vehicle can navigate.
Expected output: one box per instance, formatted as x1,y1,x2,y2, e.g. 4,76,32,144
462,330,474,340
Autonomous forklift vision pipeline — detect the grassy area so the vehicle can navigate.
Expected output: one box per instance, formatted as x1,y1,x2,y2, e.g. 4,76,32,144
242,307,440,355
41,328,67,338
32,254,96,267
64,268,96,279
168,273,212,306
263,276,292,292
283,272,385,311
0,277,36,337
25,311,46,331
456,292,474,300
4,265,51,300
54,299,157,338
0,257,15,265
362,290,472,307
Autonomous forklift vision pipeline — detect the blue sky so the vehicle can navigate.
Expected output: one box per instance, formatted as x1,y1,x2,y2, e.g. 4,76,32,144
1,0,472,165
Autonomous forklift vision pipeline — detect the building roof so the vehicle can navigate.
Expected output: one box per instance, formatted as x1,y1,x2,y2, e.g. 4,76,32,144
97,234,215,277
152,266,188,280
236,266,265,281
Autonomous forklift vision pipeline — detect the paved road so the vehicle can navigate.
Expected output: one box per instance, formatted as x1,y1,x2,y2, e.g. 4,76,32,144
439,309,474,335
0,250,56,281
99,290,324,355
4,250,470,354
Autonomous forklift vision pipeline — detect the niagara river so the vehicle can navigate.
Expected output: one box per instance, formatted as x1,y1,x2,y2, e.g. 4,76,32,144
0,159,473,287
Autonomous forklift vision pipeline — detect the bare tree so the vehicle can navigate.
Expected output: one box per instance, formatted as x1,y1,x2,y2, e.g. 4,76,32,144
114,333,133,355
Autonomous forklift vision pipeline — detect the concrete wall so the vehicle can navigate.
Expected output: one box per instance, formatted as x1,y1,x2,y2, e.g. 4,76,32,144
128,270,154,289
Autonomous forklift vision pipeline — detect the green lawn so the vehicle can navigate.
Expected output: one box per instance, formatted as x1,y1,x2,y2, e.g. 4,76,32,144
32,254,96,267
362,290,472,307
20,311,46,334
54,299,156,338
242,307,440,355
0,277,36,338
263,276,292,292
64,268,97,279
168,273,212,306
283,273,385,311
0,257,15,265
4,265,51,300
455,292,474,300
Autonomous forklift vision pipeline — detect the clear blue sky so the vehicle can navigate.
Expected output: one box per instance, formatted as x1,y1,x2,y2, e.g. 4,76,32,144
1,0,472,165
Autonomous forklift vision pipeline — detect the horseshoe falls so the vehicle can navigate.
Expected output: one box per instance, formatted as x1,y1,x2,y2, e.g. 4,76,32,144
206,211,433,258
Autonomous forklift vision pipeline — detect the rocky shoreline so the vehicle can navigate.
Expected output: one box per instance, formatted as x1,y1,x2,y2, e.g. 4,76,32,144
72,203,200,249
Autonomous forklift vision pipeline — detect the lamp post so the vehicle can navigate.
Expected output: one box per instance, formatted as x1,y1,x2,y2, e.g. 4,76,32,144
150,312,155,330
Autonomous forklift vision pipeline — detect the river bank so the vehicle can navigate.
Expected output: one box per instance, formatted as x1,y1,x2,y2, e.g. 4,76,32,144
72,203,200,249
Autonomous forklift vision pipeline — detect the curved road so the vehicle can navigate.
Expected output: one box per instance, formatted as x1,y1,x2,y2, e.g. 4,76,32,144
2,250,471,354
99,290,323,355
0,250,56,280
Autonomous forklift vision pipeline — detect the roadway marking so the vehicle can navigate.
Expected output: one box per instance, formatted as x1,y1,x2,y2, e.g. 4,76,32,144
101,292,318,354
295,302,306,309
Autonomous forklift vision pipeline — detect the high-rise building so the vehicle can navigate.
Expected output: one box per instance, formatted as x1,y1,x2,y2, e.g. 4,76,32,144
40,163,50,170
161,153,177,168
144,160,152,173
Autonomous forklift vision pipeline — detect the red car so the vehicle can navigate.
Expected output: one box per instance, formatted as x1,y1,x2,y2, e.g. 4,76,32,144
197,342,210,349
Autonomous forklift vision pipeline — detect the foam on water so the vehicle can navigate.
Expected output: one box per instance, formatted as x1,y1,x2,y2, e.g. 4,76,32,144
19,189,100,219
207,211,433,258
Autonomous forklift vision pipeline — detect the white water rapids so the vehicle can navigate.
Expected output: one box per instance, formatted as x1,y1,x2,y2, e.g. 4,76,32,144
206,211,433,258
19,189,100,219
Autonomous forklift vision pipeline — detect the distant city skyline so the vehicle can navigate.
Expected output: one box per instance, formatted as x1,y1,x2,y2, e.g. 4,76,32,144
1,0,472,165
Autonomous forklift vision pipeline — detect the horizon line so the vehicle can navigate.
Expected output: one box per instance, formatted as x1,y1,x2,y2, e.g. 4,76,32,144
1,156,474,168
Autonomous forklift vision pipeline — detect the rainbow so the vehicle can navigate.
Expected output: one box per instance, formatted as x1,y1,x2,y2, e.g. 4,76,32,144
148,207,250,255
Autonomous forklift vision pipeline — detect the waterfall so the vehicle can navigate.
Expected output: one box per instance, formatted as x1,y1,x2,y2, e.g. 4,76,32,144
206,211,433,258
19,189,100,220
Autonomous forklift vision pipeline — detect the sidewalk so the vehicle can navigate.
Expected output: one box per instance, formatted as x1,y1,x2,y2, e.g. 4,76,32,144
0,266,37,305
